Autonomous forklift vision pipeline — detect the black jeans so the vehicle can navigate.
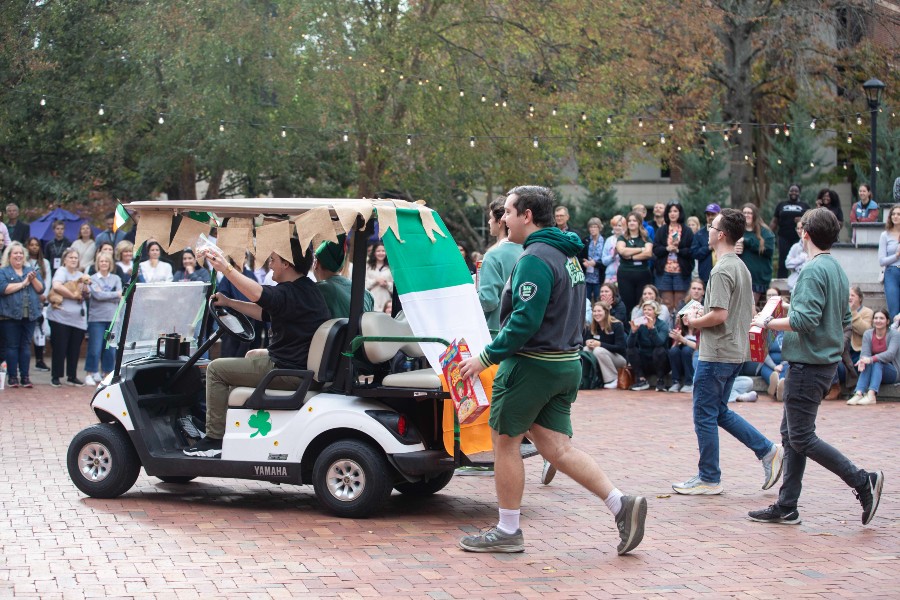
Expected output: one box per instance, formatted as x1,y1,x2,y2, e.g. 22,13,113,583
48,321,85,380
618,268,653,317
777,362,868,509
626,346,669,381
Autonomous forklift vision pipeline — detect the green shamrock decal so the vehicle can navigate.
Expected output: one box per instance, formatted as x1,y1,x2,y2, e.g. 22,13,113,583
248,410,272,437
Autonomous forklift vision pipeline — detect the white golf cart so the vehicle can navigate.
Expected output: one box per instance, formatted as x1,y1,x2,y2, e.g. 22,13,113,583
66,198,535,518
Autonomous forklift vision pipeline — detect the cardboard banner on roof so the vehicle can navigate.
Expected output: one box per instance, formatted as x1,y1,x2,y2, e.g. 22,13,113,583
375,202,400,243
217,225,253,269
293,207,335,254
168,216,211,254
334,201,375,234
134,212,174,251
255,220,293,264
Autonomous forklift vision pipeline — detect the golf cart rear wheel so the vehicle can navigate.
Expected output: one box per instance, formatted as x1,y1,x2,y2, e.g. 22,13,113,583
67,424,141,499
157,476,196,484
312,440,392,518
394,470,454,497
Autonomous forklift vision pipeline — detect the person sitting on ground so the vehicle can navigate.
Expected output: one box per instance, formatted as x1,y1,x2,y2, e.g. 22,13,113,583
599,282,627,323
184,239,331,458
848,308,900,406
629,284,672,328
842,285,872,387
583,301,627,390
626,300,671,392
667,314,697,394
313,237,373,318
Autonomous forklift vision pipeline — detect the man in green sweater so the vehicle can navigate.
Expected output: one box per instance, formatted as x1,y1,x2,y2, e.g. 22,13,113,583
457,185,647,556
748,208,883,526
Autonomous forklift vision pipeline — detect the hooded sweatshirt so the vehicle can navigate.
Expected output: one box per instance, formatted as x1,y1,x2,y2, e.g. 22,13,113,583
478,227,586,367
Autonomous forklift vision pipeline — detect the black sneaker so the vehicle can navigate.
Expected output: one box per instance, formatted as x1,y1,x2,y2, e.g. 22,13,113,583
20,377,33,388
747,504,801,525
67,377,85,387
655,381,667,392
7,377,18,388
854,471,884,525
50,378,61,388
630,378,650,391
34,361,50,372
183,437,223,458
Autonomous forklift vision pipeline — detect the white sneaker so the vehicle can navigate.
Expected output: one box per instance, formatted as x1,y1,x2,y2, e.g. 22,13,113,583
847,392,864,405
667,383,682,393
84,374,96,386
603,380,619,389
680,384,693,393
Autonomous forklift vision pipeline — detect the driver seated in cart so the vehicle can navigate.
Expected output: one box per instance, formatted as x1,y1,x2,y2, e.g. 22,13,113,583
184,237,331,458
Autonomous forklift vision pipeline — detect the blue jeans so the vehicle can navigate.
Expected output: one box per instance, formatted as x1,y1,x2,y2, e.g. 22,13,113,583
885,266,900,322
585,282,600,305
668,345,694,385
2,319,35,379
692,360,774,483
777,362,868,509
855,360,898,394
85,321,115,374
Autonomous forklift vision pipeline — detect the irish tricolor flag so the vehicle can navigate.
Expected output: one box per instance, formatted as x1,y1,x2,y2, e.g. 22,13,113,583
112,202,131,232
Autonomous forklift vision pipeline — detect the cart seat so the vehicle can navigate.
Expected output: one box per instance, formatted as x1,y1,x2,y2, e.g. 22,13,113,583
227,318,348,408
359,312,441,389
382,369,441,389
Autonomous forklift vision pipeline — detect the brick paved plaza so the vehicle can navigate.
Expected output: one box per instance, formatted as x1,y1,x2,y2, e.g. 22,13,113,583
1,383,897,599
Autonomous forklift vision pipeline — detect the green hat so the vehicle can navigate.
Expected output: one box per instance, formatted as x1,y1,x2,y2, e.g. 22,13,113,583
315,235,346,272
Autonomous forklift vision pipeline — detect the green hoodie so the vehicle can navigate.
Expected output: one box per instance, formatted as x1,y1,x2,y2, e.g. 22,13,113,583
478,228,586,366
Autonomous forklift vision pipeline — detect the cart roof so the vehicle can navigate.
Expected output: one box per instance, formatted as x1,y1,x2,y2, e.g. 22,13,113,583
126,198,381,219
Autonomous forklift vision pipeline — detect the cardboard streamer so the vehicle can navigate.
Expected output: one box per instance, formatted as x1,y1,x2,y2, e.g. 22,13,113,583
417,206,447,243
217,225,253,269
228,217,255,230
293,207,337,254
255,220,294,264
334,200,375,234
375,202,401,243
168,216,211,254
134,212,174,251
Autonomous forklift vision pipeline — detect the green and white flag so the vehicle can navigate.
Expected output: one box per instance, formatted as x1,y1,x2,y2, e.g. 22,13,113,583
379,206,491,370
112,202,131,232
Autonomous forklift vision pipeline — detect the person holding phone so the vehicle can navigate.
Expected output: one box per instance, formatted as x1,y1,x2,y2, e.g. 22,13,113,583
653,202,694,316
625,300,671,391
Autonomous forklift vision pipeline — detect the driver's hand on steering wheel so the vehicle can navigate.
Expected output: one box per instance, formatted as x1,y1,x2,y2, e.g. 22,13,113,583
211,292,229,307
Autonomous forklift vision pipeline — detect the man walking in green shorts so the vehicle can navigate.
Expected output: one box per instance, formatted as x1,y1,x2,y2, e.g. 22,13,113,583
457,185,648,555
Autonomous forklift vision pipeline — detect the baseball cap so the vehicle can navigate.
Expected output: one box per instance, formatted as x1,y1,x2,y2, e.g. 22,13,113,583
704,203,721,214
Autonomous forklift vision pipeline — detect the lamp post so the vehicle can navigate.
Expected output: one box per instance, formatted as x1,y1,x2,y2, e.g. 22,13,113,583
863,78,886,202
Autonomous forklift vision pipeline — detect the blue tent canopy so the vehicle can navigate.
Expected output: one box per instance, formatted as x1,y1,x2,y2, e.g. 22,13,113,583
30,208,98,242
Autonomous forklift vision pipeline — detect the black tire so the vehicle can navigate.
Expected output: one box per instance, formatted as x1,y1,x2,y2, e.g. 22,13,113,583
394,470,454,497
67,424,141,499
156,476,196,484
312,440,393,518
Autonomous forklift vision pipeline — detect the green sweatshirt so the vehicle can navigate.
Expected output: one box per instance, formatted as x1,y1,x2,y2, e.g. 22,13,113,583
478,228,585,367
783,253,851,365
477,240,523,332
739,228,776,290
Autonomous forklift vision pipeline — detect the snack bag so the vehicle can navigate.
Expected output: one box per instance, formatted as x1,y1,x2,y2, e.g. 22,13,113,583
749,296,784,362
439,338,490,425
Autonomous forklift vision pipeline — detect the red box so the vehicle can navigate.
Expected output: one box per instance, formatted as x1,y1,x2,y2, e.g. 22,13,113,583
749,296,784,362
440,338,490,425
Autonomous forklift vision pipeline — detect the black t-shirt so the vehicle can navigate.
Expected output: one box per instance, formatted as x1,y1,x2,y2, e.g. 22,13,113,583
257,276,330,369
773,201,809,242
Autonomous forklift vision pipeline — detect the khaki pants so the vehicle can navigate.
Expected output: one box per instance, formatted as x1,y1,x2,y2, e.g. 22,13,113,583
592,347,627,385
205,355,301,439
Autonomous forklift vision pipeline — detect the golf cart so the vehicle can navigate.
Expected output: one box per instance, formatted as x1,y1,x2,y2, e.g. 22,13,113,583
67,198,534,518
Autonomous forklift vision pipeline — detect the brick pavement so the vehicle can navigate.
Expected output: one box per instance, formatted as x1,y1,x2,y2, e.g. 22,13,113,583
1,382,897,599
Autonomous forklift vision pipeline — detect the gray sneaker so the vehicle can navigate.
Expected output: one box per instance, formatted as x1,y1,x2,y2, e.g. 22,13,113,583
672,475,723,495
540,460,557,485
680,384,693,393
458,526,525,553
615,495,648,555
761,444,784,490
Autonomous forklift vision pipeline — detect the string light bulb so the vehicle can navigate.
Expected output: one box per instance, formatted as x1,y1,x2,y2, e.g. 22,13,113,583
723,131,730,142
668,120,674,131
418,78,423,86
701,121,707,133
552,107,558,116
857,113,863,125
810,161,815,168
532,136,539,149
736,123,742,134
469,136,475,148
676,145,682,151
843,162,848,170
501,99,507,108
638,117,644,128
784,124,790,137
847,132,853,144
437,83,443,91
459,89,464,97
774,125,781,135
581,111,587,121
606,115,612,125
809,117,817,130
642,140,648,146
406,134,412,146
280,126,286,138
342,130,348,142
595,136,602,147
777,158,782,164
659,133,666,144
40,95,46,106
398,73,404,80
529,103,534,113
480,93,486,103
158,113,164,125
98,104,105,116
876,165,880,172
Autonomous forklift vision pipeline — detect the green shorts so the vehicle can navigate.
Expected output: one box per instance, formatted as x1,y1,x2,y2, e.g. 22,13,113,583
488,354,582,437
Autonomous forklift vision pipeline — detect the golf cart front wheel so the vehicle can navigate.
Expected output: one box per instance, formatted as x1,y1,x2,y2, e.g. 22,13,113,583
67,424,141,498
312,440,392,518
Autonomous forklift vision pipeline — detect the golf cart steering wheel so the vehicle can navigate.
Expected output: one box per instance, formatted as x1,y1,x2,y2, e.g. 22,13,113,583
208,296,255,342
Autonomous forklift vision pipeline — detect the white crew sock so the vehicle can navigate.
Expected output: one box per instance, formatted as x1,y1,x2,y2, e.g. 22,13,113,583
604,488,624,516
497,508,520,534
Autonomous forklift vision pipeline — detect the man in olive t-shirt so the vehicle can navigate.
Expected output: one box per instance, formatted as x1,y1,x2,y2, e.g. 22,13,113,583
675,208,783,495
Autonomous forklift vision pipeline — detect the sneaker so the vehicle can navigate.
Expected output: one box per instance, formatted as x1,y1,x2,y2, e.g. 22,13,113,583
50,378,61,388
856,392,877,406
615,495,648,555
854,471,884,525
455,466,494,476
34,361,50,372
630,378,649,392
67,377,85,387
747,504,801,525
667,383,682,393
84,374,96,386
458,526,524,553
20,377,33,389
680,384,693,393
540,460,557,485
672,475,723,495
761,444,784,490
736,391,758,402
846,392,864,405
183,437,223,458
7,377,18,388
655,381,667,392
603,380,619,389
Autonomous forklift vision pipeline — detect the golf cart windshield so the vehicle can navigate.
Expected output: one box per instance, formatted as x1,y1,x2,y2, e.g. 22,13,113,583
109,282,209,363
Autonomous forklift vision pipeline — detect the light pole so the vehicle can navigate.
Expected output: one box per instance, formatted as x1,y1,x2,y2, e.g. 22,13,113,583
863,78,886,202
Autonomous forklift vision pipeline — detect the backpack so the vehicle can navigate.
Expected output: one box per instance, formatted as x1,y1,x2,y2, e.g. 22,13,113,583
578,349,602,390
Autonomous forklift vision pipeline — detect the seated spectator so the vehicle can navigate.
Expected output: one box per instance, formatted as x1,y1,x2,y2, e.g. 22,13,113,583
674,278,705,316
842,285,873,387
667,315,697,393
759,330,787,399
599,282,627,323
583,301,627,390
784,222,808,291
138,241,173,283
630,284,671,327
173,248,211,283
848,309,899,406
313,237,373,318
626,300,671,392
